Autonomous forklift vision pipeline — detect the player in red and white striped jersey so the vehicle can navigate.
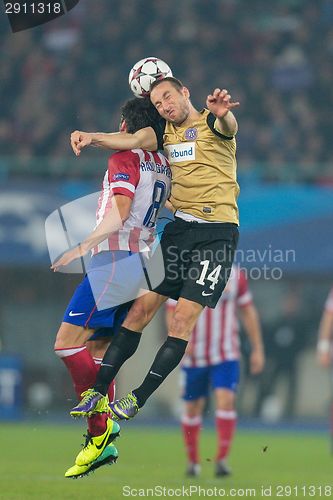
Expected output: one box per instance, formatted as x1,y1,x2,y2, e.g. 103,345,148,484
52,97,170,477
317,288,333,367
93,148,170,254
166,266,264,477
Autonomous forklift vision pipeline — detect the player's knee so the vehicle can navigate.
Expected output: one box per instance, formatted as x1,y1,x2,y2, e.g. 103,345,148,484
218,401,235,411
123,301,151,330
169,309,194,340
54,323,86,350
54,327,71,350
215,390,235,410
54,335,82,351
54,336,68,351
87,339,110,359
185,402,202,418
169,300,203,340
54,329,65,351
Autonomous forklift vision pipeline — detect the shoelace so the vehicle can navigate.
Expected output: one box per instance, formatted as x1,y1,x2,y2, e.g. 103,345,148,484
81,390,97,403
117,395,136,410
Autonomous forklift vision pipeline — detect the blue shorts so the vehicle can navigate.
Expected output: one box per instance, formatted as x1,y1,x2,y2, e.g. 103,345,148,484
182,361,240,401
63,251,145,330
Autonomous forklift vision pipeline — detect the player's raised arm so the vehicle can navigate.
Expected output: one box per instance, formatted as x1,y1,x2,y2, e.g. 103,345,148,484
70,127,158,156
206,88,239,137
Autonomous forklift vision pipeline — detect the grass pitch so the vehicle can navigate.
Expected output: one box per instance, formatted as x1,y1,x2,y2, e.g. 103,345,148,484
0,422,331,499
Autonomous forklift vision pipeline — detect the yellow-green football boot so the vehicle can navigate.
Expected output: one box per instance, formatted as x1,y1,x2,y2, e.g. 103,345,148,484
65,443,118,479
75,417,120,466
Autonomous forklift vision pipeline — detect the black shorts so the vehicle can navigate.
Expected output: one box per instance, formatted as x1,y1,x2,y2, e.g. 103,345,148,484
153,217,239,308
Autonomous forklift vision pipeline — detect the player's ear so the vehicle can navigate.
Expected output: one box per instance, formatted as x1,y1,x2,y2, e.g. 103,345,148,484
120,120,127,132
182,87,190,99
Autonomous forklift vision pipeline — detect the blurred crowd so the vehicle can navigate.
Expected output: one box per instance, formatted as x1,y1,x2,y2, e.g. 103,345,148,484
1,0,332,182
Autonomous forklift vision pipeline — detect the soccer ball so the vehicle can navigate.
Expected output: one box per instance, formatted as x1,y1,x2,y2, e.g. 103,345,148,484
128,57,173,98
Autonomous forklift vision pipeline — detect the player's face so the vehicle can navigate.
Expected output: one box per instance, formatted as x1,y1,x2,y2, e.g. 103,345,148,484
150,82,190,125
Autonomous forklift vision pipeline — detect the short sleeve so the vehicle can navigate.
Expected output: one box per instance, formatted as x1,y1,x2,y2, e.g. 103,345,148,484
206,112,234,140
108,151,140,199
237,270,253,307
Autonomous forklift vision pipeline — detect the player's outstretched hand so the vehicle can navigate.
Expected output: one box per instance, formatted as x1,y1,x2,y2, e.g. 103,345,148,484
206,88,240,119
70,130,93,156
51,245,84,272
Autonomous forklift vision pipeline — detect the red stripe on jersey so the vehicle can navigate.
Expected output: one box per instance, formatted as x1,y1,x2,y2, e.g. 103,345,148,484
107,233,121,251
129,227,141,253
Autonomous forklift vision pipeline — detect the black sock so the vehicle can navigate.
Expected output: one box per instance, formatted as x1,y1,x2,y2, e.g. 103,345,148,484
133,336,188,407
94,326,142,395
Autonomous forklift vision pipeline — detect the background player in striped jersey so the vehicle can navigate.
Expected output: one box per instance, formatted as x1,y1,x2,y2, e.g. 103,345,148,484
51,97,171,477
317,288,333,367
166,266,264,477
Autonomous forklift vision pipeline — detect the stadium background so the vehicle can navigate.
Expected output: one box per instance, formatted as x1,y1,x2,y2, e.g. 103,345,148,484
0,0,333,496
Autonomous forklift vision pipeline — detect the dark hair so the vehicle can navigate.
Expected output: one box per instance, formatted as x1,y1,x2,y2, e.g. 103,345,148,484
149,76,184,93
121,97,161,133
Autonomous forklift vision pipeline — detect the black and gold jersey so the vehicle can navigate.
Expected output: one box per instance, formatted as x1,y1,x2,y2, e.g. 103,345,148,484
156,109,239,224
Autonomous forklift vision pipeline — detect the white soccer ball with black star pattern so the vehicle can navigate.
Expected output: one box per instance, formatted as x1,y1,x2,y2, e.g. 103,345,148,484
128,57,173,98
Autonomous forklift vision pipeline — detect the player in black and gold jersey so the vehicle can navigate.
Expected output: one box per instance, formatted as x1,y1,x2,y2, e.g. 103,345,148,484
70,78,240,425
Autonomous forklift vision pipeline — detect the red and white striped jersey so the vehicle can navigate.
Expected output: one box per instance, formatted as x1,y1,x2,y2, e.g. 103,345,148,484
166,266,253,367
92,149,171,254
324,288,333,313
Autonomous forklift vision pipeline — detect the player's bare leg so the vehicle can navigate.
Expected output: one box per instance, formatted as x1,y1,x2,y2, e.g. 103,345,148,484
167,297,204,341
122,291,169,331
55,322,94,349
87,339,111,361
